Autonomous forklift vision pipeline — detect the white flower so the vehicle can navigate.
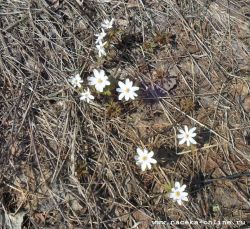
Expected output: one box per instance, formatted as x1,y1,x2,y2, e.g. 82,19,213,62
88,69,110,92
96,41,107,57
134,148,157,171
80,88,94,103
101,18,114,29
177,126,197,146
68,73,83,88
169,182,188,205
116,79,139,101
95,29,106,44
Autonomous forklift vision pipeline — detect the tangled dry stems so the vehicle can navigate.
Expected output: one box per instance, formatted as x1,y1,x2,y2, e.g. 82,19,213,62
0,0,249,228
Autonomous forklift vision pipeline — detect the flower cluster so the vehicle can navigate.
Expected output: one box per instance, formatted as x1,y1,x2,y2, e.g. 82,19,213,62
134,147,189,205
68,71,139,103
133,126,198,205
95,18,114,57
68,18,139,103
68,73,94,103
67,13,199,207
134,126,197,171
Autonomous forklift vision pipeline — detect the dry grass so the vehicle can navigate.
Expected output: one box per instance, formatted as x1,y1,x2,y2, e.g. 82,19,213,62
0,0,250,228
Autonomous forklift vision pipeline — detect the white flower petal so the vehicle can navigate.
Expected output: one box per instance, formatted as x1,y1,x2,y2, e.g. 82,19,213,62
132,86,139,91
169,192,175,198
148,151,154,158
177,199,183,205
142,149,148,154
93,69,99,76
180,185,186,192
178,129,185,134
136,148,144,156
118,81,125,88
131,91,138,98
99,70,105,77
101,18,114,29
135,161,141,166
141,163,147,171
95,84,104,92
189,137,197,145
118,93,125,100
190,132,197,137
182,196,188,202
171,188,176,192
124,94,130,101
150,158,157,164
189,127,196,133
95,29,106,43
175,182,181,189
178,137,187,145
129,95,135,100
177,133,185,139
125,78,129,84
88,76,96,83
181,192,188,197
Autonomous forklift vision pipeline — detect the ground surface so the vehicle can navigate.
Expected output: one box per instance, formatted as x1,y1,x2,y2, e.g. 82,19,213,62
0,0,250,228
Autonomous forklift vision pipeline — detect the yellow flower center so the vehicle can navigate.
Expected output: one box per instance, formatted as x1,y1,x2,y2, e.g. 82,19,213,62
141,155,148,161
175,191,181,197
124,87,130,93
97,79,103,83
